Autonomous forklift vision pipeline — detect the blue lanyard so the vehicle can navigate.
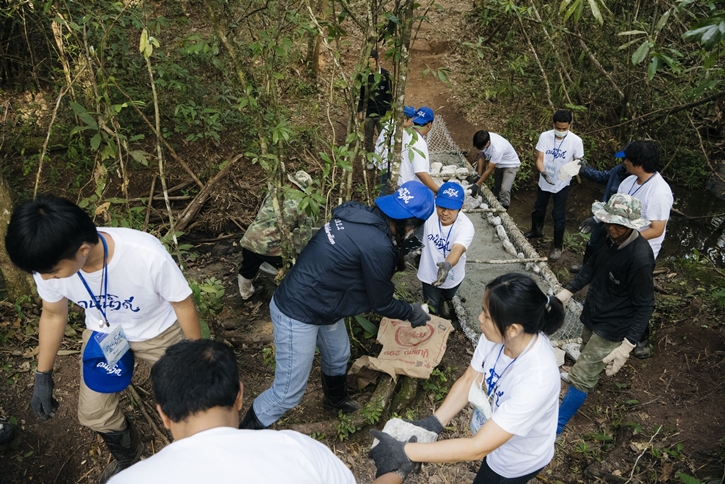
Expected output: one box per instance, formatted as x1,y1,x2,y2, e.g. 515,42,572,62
77,233,109,327
437,218,454,258
551,133,566,158
484,345,517,398
627,172,657,197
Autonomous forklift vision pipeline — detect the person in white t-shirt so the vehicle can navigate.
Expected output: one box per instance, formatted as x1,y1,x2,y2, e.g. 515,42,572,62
523,110,585,261
110,339,376,484
469,131,521,209
615,140,673,358
373,105,416,193
4,195,201,483
398,107,439,195
368,273,565,484
417,181,475,316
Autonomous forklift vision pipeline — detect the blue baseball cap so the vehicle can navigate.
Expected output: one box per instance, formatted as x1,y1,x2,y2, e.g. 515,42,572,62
403,106,416,118
614,143,632,159
411,107,434,126
376,181,435,220
82,333,134,394
436,182,465,210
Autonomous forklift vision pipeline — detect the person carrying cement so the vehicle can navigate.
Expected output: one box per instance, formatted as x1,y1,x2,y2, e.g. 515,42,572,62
469,130,521,209
368,273,565,484
417,181,475,316
237,171,316,300
239,181,435,430
555,194,655,436
523,109,585,261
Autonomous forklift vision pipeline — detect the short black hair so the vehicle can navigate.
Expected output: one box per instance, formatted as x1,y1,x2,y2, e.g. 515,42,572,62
370,49,378,60
624,140,660,173
485,273,564,337
152,340,240,423
5,194,98,274
473,131,490,150
553,110,573,124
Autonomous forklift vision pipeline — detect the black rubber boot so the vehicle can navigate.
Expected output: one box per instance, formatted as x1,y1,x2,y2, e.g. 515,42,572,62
239,405,266,430
98,419,144,484
523,213,544,239
571,244,594,273
321,373,361,413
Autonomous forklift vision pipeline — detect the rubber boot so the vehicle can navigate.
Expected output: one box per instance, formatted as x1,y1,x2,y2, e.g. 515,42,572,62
0,418,16,445
237,274,255,300
98,419,144,484
523,213,544,239
321,373,361,413
549,228,565,261
239,405,266,430
571,244,594,273
557,386,588,435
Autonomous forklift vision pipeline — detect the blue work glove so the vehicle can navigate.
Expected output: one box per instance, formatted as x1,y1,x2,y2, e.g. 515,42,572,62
369,430,418,479
409,303,431,328
31,370,59,421
433,261,452,287
578,217,598,234
404,415,444,435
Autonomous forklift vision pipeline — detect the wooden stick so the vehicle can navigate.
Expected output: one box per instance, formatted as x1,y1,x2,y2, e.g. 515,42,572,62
129,384,170,446
469,257,548,264
143,176,156,232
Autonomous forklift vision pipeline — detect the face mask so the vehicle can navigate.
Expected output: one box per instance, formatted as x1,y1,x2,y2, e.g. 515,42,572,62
554,130,569,139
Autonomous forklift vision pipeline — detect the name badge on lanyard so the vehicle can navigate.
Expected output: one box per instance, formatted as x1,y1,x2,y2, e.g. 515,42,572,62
94,326,130,368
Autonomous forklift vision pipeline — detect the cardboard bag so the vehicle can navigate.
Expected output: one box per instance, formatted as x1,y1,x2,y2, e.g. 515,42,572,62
349,315,454,389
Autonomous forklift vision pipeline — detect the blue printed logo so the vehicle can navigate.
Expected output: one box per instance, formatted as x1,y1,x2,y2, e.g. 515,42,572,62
77,294,141,313
545,148,568,160
427,233,450,252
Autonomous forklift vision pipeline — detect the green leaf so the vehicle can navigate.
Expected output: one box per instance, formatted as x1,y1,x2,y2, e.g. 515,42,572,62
129,150,149,166
631,40,651,65
655,10,670,32
354,315,378,334
587,0,603,25
676,473,705,484
69,101,98,130
647,56,659,80
90,133,102,151
139,28,148,54
559,0,573,15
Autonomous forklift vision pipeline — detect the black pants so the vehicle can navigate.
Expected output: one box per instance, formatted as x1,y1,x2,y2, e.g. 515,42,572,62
532,185,570,248
473,457,543,484
238,247,283,280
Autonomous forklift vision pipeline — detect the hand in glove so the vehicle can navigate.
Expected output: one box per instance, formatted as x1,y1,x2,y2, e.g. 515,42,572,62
466,173,481,185
578,217,598,234
542,173,555,185
369,430,418,479
409,302,431,328
576,158,588,169
433,261,452,287
555,289,573,305
31,370,59,421
404,415,444,435
469,183,481,198
602,339,635,376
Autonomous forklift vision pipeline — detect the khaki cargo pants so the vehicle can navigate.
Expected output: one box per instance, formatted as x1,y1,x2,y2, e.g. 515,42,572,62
77,322,184,433
568,326,621,394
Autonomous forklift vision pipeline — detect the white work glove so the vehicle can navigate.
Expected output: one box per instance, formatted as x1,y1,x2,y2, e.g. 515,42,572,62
555,289,572,305
602,339,635,376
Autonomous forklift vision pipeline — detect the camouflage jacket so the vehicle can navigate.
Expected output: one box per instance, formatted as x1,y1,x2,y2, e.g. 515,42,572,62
241,195,316,257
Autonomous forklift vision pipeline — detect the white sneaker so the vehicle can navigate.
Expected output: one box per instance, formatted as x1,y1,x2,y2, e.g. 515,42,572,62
366,163,375,171
237,274,255,300
560,371,570,384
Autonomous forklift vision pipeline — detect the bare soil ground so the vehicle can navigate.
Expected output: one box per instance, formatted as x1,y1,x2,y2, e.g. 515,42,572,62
2,1,725,483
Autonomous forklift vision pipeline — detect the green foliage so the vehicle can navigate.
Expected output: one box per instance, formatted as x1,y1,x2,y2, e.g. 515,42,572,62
189,277,225,339
262,345,276,371
362,400,384,425
336,411,360,441
422,366,456,402
676,474,705,484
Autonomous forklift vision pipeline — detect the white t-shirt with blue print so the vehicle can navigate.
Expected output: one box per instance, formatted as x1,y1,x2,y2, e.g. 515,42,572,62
417,209,474,289
34,227,192,342
469,332,560,478
535,129,584,193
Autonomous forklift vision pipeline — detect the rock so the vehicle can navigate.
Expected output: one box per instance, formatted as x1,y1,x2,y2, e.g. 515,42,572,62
503,240,517,256
562,342,581,361
456,167,470,178
430,162,442,174
492,216,502,226
553,347,566,367
496,225,508,241
432,177,445,186
371,418,438,449
440,165,457,176
463,197,481,210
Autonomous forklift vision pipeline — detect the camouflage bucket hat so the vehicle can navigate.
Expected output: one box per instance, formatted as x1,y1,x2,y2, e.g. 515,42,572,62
288,171,312,191
592,193,650,230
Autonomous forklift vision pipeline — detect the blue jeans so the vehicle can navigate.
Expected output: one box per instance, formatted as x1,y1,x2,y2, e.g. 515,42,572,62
422,282,461,315
252,297,351,427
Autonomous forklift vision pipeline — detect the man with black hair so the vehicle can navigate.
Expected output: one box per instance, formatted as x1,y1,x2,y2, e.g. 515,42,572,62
616,140,673,358
358,49,392,155
109,339,360,484
4,195,201,483
469,130,521,209
524,109,585,261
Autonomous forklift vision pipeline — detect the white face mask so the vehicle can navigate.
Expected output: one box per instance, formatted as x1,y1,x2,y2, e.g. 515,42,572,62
554,130,569,139
468,375,492,435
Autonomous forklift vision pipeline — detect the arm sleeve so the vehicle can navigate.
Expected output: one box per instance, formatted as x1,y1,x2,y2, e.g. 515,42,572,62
624,261,655,343
580,166,611,185
575,138,585,159
534,133,547,153
360,243,412,320
565,245,598,293
284,431,357,484
150,251,193,303
33,274,65,303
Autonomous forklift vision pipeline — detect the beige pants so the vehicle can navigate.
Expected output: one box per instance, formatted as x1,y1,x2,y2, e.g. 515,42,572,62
77,322,184,433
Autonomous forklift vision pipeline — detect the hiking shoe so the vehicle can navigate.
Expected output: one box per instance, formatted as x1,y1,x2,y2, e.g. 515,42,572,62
633,341,653,359
560,372,570,384
570,263,583,273
549,248,562,261
523,230,543,239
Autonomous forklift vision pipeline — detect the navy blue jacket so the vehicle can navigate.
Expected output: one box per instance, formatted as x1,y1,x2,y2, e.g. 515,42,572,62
581,164,628,202
273,202,413,325
566,231,655,343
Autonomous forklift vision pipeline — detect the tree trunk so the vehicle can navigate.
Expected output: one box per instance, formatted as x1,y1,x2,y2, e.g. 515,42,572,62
0,172,33,300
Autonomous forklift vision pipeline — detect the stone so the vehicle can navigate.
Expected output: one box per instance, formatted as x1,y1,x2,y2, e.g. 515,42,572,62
553,347,566,367
561,342,581,361
430,162,443,174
